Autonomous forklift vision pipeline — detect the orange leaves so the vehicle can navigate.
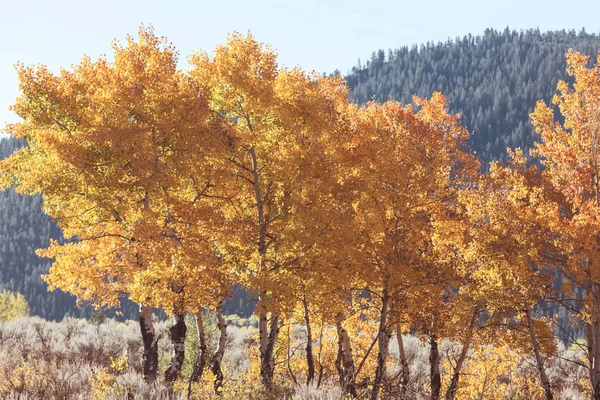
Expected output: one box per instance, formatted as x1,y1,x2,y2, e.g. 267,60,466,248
528,51,600,324
1,27,237,313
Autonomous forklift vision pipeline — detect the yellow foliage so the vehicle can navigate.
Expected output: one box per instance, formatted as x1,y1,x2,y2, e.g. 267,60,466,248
0,290,29,322
451,345,545,400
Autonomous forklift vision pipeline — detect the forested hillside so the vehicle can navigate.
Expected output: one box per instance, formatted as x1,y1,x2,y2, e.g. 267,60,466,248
0,138,75,320
2,28,600,322
346,27,600,162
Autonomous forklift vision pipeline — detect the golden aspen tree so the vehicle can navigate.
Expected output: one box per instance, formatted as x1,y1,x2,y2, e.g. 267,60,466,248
188,33,352,389
530,50,600,400
459,150,562,400
343,93,478,400
0,27,232,384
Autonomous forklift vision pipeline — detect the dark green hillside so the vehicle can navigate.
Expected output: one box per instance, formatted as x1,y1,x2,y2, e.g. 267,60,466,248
346,28,600,162
0,138,76,320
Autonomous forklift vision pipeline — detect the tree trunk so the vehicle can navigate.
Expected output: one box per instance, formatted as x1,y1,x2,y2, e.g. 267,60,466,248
249,146,280,389
165,312,187,384
335,338,343,384
188,310,208,399
372,280,392,400
524,306,553,400
260,312,281,389
139,304,159,384
396,322,410,398
587,320,600,400
303,295,315,385
259,308,269,368
211,305,228,394
430,335,441,400
594,320,600,400
586,322,595,396
591,285,600,400
445,308,478,400
336,312,358,398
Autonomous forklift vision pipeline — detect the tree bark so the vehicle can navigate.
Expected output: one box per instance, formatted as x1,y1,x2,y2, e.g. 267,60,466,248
259,308,269,370
336,312,358,398
139,304,159,384
594,320,600,400
335,338,343,384
249,146,280,389
430,335,441,400
303,295,315,385
586,322,595,395
165,312,187,384
187,310,208,399
587,320,600,400
591,285,600,400
211,305,228,394
396,323,410,398
445,308,478,400
524,306,553,400
260,312,281,389
372,280,393,400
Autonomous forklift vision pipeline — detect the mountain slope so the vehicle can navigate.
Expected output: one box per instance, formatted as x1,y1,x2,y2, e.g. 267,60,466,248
0,138,76,320
346,27,600,162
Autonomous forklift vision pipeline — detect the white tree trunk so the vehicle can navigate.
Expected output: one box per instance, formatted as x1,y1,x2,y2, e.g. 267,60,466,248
211,305,228,394
396,322,410,397
336,312,357,397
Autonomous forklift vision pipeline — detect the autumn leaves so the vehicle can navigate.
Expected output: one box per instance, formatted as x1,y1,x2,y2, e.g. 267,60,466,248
2,26,600,399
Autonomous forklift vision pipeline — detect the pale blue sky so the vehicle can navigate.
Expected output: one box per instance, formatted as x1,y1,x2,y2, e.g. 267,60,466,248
1,0,599,127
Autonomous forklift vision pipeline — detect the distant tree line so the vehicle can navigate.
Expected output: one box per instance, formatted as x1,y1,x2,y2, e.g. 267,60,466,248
346,27,600,162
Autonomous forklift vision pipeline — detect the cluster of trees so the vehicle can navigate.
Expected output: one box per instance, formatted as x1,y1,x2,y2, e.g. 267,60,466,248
3,28,600,325
3,28,600,400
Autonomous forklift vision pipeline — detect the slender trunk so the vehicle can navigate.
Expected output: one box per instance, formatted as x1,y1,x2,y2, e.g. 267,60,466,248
165,313,187,384
430,335,441,400
592,285,600,400
524,306,553,400
286,325,299,386
139,304,159,384
587,322,595,394
248,146,267,260
317,363,324,389
187,311,208,399
259,307,269,365
316,324,325,389
372,280,392,400
594,320,600,400
396,323,410,397
587,320,600,400
336,312,357,398
211,305,228,395
335,339,343,384
249,146,280,389
260,313,281,388
303,295,315,385
445,308,478,400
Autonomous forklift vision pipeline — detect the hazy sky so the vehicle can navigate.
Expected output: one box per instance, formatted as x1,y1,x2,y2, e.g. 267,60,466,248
1,0,599,127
